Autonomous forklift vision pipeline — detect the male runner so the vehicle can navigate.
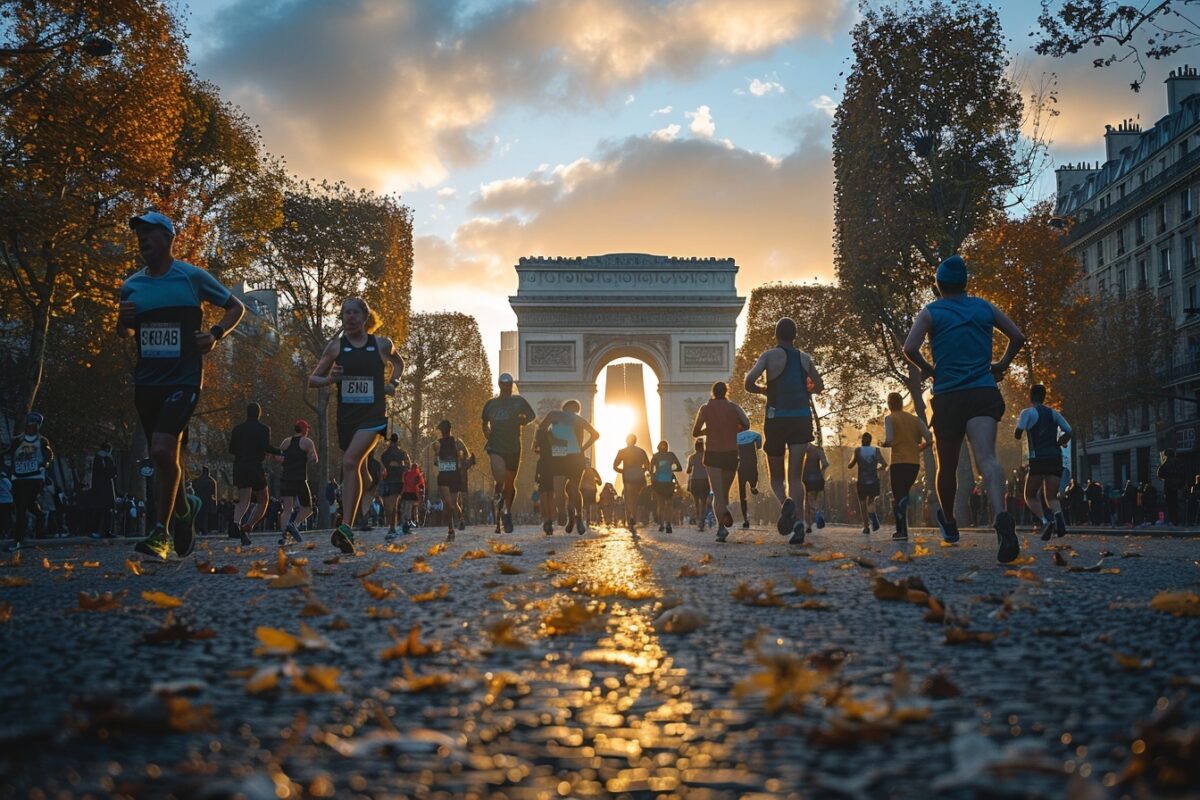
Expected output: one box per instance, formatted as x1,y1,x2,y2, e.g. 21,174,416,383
685,440,710,530
744,317,824,545
580,460,602,528
378,433,409,541
228,402,280,545
431,420,471,541
650,441,683,533
693,382,751,542
881,392,932,541
190,467,216,536
848,432,887,535
119,211,245,559
400,461,425,535
536,400,598,536
5,413,54,551
275,420,317,545
481,373,536,533
735,428,763,529
533,426,555,533
612,434,651,531
801,442,829,533
86,442,118,539
1014,384,1072,540
902,254,1025,562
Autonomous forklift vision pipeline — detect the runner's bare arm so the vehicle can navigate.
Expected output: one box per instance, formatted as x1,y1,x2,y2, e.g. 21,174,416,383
847,450,859,469
877,449,888,469
379,336,404,396
990,302,1026,379
308,339,343,388
691,407,706,438
117,302,136,338
802,353,825,393
580,420,599,453
902,308,935,379
197,295,246,355
744,352,770,395
306,438,318,464
274,438,288,464
918,419,931,450
882,416,895,448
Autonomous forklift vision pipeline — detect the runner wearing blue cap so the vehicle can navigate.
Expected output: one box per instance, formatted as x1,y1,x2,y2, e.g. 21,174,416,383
481,372,535,533
119,212,245,560
903,255,1026,563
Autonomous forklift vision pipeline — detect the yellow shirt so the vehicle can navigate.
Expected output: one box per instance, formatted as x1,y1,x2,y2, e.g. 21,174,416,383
887,411,924,465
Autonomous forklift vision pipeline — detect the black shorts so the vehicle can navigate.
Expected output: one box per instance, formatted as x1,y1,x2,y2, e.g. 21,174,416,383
436,472,463,493
703,450,739,472
763,416,814,457
929,387,1005,440
379,481,404,498
652,482,675,498
890,463,920,497
738,462,759,486
689,481,710,498
134,385,199,442
1027,457,1064,478
233,462,267,491
551,453,586,481
857,481,881,500
279,479,312,507
803,478,825,494
337,418,386,452
401,492,419,502
487,450,521,473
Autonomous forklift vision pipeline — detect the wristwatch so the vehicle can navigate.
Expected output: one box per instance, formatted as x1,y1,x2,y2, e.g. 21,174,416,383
390,377,401,388
209,324,226,341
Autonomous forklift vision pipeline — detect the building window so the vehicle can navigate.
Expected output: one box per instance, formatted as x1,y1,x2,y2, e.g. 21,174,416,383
1186,234,1197,271
1182,188,1193,219
1140,168,1148,186
1163,293,1174,321
1137,213,1148,244
1118,268,1127,298
1189,284,1197,312
1159,203,1169,233
1182,139,1191,159
1097,239,1105,267
1117,228,1126,254
1120,183,1127,199
1139,258,1149,287
1098,277,1106,294
1161,245,1173,282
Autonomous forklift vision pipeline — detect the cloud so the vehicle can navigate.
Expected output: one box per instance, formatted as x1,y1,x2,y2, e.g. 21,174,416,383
748,77,785,96
625,94,636,104
436,187,458,200
686,105,716,138
198,0,852,189
652,123,682,141
651,105,674,115
810,94,837,117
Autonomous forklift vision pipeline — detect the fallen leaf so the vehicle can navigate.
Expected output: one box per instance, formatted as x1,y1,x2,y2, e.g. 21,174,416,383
77,590,126,611
1008,555,1036,566
488,540,523,556
541,559,569,572
732,581,785,607
1068,559,1108,573
460,549,488,560
0,551,21,567
384,542,408,554
195,561,238,575
797,599,833,611
1149,590,1200,617
354,562,381,579
1003,569,1042,582
361,577,394,600
244,666,280,694
409,558,432,574
365,606,397,619
1053,551,1069,567
921,672,962,698
137,612,216,645
1112,651,1154,671
677,565,706,578
380,624,441,660
82,561,100,568
944,627,996,645
541,600,605,635
0,576,32,587
699,553,714,565
890,551,911,563
276,547,288,576
793,578,827,596
498,562,523,575
486,616,529,648
809,551,846,563
873,575,929,601
292,664,341,694
299,594,330,617
912,545,931,558
0,603,11,623
267,565,310,589
426,542,449,557
733,647,836,714
142,590,182,608
410,583,449,603
125,559,142,575
653,605,707,634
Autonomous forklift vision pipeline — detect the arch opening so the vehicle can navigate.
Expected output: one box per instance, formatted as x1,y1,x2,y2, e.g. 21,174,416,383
593,357,661,488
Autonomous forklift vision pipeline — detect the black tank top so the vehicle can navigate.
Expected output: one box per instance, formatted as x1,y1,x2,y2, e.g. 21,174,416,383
281,436,307,482
335,334,385,425
436,437,459,474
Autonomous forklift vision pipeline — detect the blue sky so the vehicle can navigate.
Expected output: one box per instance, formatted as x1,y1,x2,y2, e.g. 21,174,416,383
182,0,1187,369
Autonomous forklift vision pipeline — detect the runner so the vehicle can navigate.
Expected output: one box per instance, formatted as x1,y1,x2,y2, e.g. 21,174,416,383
481,373,536,534
533,425,555,534
801,442,829,533
119,211,245,560
378,433,410,541
4,413,54,552
599,482,618,526
308,296,403,554
430,420,471,541
457,450,476,527
650,441,683,533
536,400,598,536
743,317,825,545
735,428,763,529
685,440,710,531
228,402,281,546
580,459,602,528
848,433,887,535
1014,384,1072,541
275,420,317,545
902,254,1025,562
693,382,751,543
612,434,650,531
399,461,425,536
881,392,932,541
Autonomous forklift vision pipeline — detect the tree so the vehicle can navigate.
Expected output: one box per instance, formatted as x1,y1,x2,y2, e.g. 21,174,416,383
258,181,414,524
0,0,187,417
393,312,493,482
833,0,1038,518
964,201,1092,394
1034,1,1200,92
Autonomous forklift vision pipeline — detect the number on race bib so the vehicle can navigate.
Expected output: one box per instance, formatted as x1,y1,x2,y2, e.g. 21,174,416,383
438,459,458,473
340,378,374,404
139,323,181,358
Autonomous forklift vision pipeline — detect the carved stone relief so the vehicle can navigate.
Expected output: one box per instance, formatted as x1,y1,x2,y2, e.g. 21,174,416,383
525,341,576,372
680,342,728,371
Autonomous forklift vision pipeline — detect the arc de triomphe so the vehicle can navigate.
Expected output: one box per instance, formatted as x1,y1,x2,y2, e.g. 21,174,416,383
509,254,745,451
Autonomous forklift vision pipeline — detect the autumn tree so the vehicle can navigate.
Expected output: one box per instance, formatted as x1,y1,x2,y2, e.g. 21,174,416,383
0,0,187,416
393,312,494,484
965,201,1092,394
258,181,414,524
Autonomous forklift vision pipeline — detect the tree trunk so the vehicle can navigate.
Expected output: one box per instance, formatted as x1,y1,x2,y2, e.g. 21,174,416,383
314,387,331,528
19,299,52,417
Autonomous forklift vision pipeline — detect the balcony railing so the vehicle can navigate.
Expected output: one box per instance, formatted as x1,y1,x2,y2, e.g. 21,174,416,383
1066,145,1200,243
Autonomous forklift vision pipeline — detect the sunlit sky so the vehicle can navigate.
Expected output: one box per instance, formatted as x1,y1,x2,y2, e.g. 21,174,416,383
185,0,1185,380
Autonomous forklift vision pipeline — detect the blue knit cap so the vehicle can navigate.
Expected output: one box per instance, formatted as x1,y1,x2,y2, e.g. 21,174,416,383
936,254,968,284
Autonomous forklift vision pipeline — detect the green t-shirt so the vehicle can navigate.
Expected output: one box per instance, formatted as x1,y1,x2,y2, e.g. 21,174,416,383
482,395,536,454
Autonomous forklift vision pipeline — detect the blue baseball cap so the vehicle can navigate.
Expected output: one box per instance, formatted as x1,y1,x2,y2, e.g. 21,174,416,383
129,211,175,236
936,254,968,284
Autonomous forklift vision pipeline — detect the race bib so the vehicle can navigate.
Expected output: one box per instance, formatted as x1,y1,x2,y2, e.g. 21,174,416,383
139,323,181,358
340,377,374,404
551,443,569,457
438,459,458,473
14,447,38,475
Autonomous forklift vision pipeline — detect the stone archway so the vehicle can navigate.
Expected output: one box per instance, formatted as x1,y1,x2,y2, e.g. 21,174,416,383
508,254,745,454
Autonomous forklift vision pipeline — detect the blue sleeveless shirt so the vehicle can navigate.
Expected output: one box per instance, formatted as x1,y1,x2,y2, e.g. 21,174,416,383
928,295,996,395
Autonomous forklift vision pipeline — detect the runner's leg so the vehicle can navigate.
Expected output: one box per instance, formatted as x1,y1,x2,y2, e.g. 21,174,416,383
786,445,806,522
767,455,787,505
964,418,1003,522
1023,472,1045,521
339,430,378,530
150,432,184,528
933,433,965,523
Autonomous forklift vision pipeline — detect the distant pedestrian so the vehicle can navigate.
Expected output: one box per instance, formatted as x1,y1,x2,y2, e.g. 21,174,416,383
1157,449,1186,525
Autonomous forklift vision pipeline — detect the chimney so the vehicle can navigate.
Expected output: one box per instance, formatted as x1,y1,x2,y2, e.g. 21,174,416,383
1055,162,1099,200
1166,64,1200,116
1104,119,1142,162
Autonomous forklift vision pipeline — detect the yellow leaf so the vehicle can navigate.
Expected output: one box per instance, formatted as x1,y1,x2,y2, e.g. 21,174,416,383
244,666,281,694
498,562,523,575
292,664,341,694
488,540,523,555
1149,590,1200,617
486,617,529,648
541,560,569,572
912,545,931,558
678,565,706,578
699,553,713,565
361,578,393,599
380,624,441,660
890,551,911,563
267,565,310,589
809,551,846,563
0,576,32,587
255,626,300,655
793,578,826,596
299,596,330,617
142,590,182,608
77,590,126,611
732,581,785,607
427,542,449,557
1112,651,1153,671
409,559,432,574
461,549,488,560
0,602,11,623
1003,569,1041,582
410,583,449,603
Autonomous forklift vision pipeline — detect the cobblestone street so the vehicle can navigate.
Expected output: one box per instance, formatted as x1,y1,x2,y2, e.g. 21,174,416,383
1,522,1197,799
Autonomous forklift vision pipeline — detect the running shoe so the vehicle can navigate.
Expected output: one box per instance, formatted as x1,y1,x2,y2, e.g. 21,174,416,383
565,514,576,534
577,519,588,536
331,524,355,554
815,510,825,529
502,511,514,534
1039,518,1056,541
665,524,673,533
892,528,908,541
287,523,302,544
995,512,1019,563
715,525,728,542
751,486,759,495
936,507,960,543
384,528,398,543
226,521,241,541
89,531,102,540
742,520,751,529
722,510,734,528
543,520,554,536
236,525,252,547
457,518,465,531
1054,511,1067,537
869,512,880,532
174,495,201,557
135,524,171,560
401,522,413,536
659,524,665,532
777,498,796,536
862,525,870,536
787,521,806,545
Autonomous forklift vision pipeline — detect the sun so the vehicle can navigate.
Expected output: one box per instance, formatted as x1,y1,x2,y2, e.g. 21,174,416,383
592,403,636,483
